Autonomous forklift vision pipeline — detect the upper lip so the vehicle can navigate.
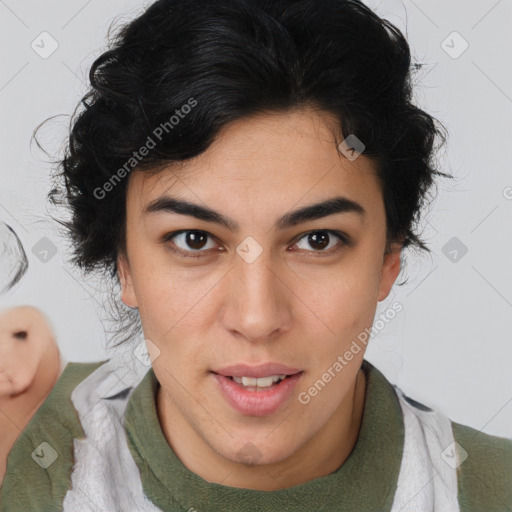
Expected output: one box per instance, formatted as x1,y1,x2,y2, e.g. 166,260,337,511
213,363,303,378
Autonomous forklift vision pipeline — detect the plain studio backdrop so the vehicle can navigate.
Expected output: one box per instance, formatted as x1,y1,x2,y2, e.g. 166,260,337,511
0,0,511,438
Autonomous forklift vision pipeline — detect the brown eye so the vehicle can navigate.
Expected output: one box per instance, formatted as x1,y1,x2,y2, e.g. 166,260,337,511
163,230,218,258
307,232,331,250
293,230,349,254
182,231,209,250
13,331,27,340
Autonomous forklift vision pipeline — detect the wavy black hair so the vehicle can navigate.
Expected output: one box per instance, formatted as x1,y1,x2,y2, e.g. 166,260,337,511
38,0,451,346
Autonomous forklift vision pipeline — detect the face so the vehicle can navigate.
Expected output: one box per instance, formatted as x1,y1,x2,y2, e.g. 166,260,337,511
119,108,401,467
0,306,55,398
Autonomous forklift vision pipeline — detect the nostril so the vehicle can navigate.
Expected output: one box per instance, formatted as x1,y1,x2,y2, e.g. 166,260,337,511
13,331,27,340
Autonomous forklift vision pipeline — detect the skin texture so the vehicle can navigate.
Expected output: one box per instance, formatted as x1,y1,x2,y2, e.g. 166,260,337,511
118,108,402,491
0,306,62,484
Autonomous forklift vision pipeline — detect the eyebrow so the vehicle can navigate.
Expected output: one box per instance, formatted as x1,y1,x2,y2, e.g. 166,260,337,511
144,195,366,231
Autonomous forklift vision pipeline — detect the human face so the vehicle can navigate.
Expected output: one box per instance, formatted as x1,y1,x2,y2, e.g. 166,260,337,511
118,108,401,481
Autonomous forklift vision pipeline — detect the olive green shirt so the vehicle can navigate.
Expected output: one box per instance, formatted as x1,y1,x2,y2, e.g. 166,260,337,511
1,359,511,511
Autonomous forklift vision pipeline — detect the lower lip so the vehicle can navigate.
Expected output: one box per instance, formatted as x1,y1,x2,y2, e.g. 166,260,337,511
212,372,303,416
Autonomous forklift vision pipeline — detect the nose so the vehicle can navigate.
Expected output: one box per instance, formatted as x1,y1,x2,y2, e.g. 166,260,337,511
219,250,292,344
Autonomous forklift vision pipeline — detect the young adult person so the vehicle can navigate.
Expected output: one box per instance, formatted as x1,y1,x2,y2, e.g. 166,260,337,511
1,1,510,510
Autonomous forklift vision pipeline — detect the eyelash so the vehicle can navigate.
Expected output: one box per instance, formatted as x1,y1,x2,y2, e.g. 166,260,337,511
161,230,351,259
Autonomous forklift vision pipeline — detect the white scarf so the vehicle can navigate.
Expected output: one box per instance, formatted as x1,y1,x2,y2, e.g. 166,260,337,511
62,355,461,512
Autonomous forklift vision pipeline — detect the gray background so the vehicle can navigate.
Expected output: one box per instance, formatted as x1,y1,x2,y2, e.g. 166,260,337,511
0,0,511,437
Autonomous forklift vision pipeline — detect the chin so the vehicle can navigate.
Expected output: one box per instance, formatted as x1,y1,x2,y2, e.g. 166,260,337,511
222,437,297,467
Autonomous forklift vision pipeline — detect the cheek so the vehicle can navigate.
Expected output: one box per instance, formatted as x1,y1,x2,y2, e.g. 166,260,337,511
134,277,207,369
309,263,379,329
300,266,379,373
135,275,188,342
132,256,215,339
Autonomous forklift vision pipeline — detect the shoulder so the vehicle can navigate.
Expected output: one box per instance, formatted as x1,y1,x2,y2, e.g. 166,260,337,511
393,386,511,511
0,360,108,511
451,420,512,512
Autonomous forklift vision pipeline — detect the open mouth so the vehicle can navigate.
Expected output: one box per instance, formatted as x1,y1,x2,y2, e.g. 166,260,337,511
212,370,304,416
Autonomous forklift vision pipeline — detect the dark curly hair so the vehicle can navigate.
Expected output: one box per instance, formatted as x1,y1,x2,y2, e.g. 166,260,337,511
38,0,451,346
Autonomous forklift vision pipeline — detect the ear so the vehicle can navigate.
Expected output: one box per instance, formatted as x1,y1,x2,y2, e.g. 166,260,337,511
377,242,402,302
117,254,138,308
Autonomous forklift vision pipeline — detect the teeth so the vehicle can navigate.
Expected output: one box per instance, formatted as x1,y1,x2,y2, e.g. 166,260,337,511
232,374,287,387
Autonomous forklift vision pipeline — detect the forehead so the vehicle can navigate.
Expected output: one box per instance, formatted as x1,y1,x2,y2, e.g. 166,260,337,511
127,109,381,220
